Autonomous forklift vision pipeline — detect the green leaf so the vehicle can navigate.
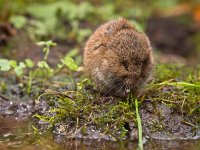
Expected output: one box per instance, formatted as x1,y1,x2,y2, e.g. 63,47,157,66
25,59,34,68
37,61,49,69
36,41,46,46
46,40,57,47
9,15,27,29
9,60,17,68
19,62,26,68
62,57,78,71
37,40,57,47
57,64,63,69
77,28,92,43
26,3,60,19
0,59,11,71
29,20,48,36
14,66,24,77
65,48,79,58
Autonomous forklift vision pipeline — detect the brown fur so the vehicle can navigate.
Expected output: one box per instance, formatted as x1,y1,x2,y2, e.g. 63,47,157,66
83,18,154,97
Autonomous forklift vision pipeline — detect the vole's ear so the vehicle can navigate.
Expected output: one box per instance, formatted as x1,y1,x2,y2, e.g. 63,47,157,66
118,17,137,30
105,17,136,35
85,37,105,51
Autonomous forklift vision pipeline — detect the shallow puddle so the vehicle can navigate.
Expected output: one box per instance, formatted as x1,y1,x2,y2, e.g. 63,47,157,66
0,117,199,150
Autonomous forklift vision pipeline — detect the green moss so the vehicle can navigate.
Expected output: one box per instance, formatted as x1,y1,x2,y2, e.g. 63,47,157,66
35,88,136,139
33,63,200,140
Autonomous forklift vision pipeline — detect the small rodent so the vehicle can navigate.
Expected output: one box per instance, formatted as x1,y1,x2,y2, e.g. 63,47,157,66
83,18,154,97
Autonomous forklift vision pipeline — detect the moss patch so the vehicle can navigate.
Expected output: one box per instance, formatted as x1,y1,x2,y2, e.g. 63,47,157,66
32,64,200,140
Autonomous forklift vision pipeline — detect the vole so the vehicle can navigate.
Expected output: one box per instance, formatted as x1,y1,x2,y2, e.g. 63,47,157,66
83,18,154,97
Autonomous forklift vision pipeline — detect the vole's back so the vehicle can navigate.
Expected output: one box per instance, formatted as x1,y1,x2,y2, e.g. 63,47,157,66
84,18,135,52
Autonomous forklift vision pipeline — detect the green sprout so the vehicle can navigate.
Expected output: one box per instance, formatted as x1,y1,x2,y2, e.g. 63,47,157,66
37,40,57,60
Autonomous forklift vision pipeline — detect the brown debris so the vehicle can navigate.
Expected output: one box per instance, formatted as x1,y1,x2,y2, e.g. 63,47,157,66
0,23,17,45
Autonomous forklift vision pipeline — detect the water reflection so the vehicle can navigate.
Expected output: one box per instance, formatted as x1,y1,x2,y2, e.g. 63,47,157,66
0,117,199,150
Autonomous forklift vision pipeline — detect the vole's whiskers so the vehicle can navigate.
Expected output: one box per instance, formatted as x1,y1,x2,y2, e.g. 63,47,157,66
97,79,121,94
116,83,126,94
94,78,116,88
91,69,123,95
91,70,118,85
103,81,122,97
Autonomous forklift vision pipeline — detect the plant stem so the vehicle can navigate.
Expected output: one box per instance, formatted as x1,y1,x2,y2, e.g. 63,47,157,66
27,70,33,94
135,97,143,150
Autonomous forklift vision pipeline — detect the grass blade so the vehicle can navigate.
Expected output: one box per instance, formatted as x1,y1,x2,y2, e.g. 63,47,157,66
135,97,143,150
152,81,200,88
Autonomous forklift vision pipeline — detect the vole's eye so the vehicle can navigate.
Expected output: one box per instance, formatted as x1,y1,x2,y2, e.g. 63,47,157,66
121,61,129,71
143,57,149,65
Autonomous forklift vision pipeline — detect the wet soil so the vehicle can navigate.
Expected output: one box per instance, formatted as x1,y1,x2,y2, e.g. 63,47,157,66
141,100,200,140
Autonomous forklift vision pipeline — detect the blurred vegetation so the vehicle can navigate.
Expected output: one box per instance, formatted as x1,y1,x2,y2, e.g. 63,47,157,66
0,0,199,43
0,0,200,65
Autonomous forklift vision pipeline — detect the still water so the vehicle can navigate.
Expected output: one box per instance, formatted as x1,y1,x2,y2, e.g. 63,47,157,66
0,117,199,150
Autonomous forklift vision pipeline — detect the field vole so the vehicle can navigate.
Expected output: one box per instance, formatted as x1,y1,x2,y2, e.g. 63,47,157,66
83,18,154,97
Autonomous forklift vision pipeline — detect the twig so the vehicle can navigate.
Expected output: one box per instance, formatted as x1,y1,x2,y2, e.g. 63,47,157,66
37,89,74,101
0,94,11,101
98,120,120,141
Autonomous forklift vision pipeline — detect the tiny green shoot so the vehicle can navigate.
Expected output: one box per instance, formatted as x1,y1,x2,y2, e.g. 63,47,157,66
37,40,57,60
